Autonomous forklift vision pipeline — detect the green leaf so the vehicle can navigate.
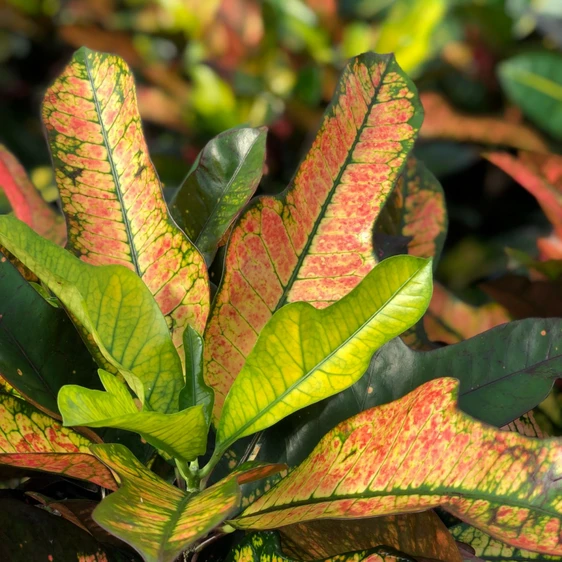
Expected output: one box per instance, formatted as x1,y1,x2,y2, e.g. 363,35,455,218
216,255,432,453
178,326,214,424
0,215,183,414
91,444,283,562
0,251,98,416
0,499,138,562
58,370,208,462
234,378,562,556
226,531,419,562
170,127,267,264
499,51,562,140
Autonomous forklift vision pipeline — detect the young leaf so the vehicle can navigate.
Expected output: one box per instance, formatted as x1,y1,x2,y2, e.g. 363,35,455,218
205,52,423,420
226,531,419,562
425,282,510,344
499,52,562,140
170,127,267,264
0,215,184,413
0,393,117,490
234,378,562,555
42,46,210,353
0,145,66,245
374,156,447,266
216,255,432,452
420,92,548,152
58,370,207,462
0,252,99,417
178,326,214,423
90,444,283,562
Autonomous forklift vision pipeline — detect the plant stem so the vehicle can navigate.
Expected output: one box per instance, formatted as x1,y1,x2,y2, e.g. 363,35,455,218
176,459,200,492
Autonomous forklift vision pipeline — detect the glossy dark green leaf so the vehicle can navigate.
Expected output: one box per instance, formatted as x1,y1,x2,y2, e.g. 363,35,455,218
170,127,266,264
0,498,138,561
0,251,98,416
499,51,562,140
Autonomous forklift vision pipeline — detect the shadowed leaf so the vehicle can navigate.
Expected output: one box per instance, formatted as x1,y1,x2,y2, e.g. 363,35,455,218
170,127,267,264
42,46,210,355
204,52,423,420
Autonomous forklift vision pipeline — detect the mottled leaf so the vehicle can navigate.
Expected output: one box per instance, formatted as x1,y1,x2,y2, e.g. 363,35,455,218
235,378,562,555
178,325,214,424
0,251,99,417
205,53,423,420
425,282,510,344
279,514,462,562
42,47,210,354
499,51,562,140
227,531,419,562
0,144,66,245
170,126,267,264
58,370,207,462
216,255,432,453
0,392,117,490
0,215,183,413
91,444,283,562
420,92,548,152
374,156,447,266
0,499,137,562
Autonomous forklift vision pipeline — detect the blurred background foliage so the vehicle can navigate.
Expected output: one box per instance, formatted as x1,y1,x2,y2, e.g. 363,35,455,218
3,0,562,429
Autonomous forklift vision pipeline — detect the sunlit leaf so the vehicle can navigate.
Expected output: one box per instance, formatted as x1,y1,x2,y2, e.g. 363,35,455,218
0,215,184,413
234,378,562,555
0,392,117,490
216,255,432,452
170,127,267,264
91,444,283,562
58,370,207,462
226,531,420,562
425,282,510,344
499,51,562,140
205,53,423,420
42,47,210,354
0,144,66,245
420,92,548,152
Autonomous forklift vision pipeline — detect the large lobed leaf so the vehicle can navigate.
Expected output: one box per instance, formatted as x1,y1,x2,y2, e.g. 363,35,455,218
0,392,116,490
0,215,183,413
216,255,432,453
42,47,210,354
204,52,423,420
234,378,562,555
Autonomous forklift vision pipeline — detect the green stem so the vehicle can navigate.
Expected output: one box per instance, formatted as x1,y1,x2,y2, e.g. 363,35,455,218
176,459,200,492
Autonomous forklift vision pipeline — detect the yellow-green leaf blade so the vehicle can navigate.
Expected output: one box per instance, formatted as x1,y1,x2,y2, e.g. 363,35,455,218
0,214,183,413
59,370,207,462
42,46,210,353
217,255,432,450
234,378,562,555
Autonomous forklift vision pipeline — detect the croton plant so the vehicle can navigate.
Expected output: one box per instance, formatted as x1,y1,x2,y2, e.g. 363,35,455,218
1,46,562,562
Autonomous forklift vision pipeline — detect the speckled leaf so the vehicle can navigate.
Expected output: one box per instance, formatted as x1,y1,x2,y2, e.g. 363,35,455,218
374,156,447,265
0,499,137,562
205,53,423,420
451,523,561,562
91,444,283,562
226,531,419,562
178,325,214,424
0,250,99,417
42,47,210,354
58,370,207,462
216,255,432,454
0,392,117,490
279,514,462,562
420,92,548,152
0,215,184,413
425,283,510,344
170,127,267,264
0,145,66,245
235,378,562,555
